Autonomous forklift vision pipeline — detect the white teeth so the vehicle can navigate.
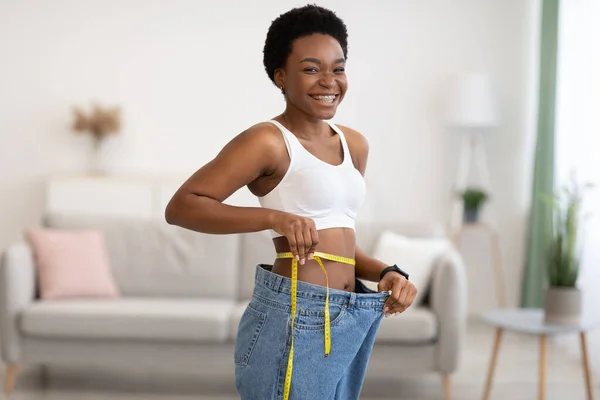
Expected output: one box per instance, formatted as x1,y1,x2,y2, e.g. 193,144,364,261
313,95,336,103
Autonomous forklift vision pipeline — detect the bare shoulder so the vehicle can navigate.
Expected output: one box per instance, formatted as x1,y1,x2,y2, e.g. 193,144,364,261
209,120,288,178
231,121,283,150
335,124,369,154
334,124,369,174
174,120,286,202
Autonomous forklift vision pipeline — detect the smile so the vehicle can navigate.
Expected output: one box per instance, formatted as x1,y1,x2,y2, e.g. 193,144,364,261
309,94,338,104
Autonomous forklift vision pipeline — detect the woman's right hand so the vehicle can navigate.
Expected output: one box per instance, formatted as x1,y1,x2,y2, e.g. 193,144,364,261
269,211,319,265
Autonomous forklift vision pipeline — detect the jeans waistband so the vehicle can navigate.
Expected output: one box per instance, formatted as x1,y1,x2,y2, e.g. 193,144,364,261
254,264,389,309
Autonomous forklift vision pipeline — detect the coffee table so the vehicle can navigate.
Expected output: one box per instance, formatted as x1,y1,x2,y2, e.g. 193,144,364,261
481,308,598,400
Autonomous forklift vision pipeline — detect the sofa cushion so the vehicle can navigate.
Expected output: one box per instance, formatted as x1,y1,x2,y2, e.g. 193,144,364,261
375,307,437,343
25,228,119,300
354,222,446,255
43,214,241,299
20,298,235,343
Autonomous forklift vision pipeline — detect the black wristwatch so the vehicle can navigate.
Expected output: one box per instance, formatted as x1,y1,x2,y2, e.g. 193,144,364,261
379,264,409,281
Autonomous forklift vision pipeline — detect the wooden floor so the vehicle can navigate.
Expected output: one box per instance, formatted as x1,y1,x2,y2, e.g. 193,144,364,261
2,320,599,400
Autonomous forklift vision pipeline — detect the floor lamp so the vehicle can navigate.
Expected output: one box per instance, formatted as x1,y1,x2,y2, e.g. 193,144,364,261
446,73,500,231
446,73,508,307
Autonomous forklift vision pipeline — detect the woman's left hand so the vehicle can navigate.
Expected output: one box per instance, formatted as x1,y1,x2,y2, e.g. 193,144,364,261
378,273,417,317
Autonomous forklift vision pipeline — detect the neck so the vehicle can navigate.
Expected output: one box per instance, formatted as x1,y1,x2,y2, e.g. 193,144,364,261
279,106,330,140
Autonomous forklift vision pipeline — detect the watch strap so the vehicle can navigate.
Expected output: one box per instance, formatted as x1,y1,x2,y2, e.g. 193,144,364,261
379,265,409,281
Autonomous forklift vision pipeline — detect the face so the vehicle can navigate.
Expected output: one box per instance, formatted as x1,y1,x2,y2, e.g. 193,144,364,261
274,33,347,120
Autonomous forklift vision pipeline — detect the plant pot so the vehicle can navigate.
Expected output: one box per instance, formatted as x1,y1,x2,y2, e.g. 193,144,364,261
463,208,479,223
543,286,582,325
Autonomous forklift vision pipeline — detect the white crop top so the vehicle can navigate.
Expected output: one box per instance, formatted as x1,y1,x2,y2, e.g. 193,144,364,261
258,120,367,238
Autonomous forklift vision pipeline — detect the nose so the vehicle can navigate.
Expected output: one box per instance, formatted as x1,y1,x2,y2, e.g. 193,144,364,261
318,72,336,88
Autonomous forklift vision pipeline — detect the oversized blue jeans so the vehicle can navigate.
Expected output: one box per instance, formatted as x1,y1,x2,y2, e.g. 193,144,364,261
234,264,388,400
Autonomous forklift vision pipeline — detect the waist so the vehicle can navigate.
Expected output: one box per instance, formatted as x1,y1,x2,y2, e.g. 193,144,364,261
272,227,356,256
273,250,356,290
253,264,388,308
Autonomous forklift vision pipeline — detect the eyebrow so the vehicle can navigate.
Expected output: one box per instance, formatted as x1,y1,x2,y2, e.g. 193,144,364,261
299,57,346,64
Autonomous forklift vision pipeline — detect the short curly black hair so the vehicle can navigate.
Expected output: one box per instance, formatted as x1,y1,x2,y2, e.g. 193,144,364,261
263,4,348,85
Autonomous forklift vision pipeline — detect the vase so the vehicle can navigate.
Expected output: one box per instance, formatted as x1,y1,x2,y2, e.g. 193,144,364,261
89,136,116,175
89,139,107,175
543,286,582,324
463,208,479,223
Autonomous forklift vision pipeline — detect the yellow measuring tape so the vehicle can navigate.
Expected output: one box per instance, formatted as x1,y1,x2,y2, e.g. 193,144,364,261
275,251,356,400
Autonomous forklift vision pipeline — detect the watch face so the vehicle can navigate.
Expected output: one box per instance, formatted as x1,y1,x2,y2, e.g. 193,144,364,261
392,265,409,279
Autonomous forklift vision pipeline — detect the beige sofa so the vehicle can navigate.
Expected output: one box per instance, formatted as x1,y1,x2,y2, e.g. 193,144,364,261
0,214,467,398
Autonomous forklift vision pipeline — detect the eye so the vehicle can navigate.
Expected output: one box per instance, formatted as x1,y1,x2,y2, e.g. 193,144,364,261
334,68,346,73
304,67,319,73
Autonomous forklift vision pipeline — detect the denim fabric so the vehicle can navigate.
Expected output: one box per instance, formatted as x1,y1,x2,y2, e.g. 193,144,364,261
234,264,388,400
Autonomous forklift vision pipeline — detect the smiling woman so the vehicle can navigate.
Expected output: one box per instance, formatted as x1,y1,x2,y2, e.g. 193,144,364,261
165,4,416,400
271,34,348,120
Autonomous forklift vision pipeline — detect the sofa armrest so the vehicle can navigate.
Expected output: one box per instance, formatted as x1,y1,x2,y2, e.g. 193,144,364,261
429,247,468,373
0,242,37,363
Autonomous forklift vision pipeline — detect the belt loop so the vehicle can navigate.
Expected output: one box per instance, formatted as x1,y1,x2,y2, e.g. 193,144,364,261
348,293,356,309
273,274,283,293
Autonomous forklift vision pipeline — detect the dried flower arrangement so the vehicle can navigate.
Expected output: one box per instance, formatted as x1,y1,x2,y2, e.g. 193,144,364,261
71,103,121,149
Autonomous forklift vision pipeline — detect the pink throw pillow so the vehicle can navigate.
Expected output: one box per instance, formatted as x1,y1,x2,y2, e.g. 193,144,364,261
25,228,119,300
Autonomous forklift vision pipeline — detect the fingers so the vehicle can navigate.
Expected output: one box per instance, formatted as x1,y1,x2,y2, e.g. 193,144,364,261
307,226,319,260
287,219,317,265
384,285,403,317
297,219,318,264
301,228,312,263
296,229,306,264
298,223,316,264
287,232,300,262
398,285,413,307
383,279,417,317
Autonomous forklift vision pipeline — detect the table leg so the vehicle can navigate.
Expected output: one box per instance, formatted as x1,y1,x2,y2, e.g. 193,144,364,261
483,327,503,400
489,227,508,307
539,334,547,400
580,332,594,400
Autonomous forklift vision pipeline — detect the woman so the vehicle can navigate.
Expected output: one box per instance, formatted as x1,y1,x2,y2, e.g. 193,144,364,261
165,4,417,400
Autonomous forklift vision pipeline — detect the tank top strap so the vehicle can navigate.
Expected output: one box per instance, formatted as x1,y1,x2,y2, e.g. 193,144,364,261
327,122,352,166
267,120,297,160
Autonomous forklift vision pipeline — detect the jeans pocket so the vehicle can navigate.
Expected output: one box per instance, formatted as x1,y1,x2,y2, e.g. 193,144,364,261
294,303,347,330
234,303,268,366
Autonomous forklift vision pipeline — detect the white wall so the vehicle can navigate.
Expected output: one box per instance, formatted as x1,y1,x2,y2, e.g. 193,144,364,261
0,0,539,312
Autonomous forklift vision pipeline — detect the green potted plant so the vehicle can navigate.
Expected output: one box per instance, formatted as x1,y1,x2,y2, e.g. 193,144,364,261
460,187,489,223
542,176,594,324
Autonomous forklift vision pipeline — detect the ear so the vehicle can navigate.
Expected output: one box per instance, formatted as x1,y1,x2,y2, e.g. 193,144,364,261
273,68,285,89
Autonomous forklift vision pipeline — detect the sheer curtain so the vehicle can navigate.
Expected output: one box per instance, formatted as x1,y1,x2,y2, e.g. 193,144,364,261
555,0,600,367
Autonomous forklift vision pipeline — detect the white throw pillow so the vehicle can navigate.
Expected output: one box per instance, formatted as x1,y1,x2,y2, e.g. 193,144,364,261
361,230,451,306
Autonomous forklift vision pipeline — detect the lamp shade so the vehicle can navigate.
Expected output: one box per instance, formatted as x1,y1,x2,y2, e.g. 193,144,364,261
446,73,499,128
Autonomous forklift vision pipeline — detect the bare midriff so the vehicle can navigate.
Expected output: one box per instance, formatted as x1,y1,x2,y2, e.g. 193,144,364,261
271,227,356,292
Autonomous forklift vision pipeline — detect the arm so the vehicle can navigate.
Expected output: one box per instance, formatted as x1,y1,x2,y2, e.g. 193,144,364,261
165,123,320,261
165,123,282,234
355,246,387,282
339,124,416,315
